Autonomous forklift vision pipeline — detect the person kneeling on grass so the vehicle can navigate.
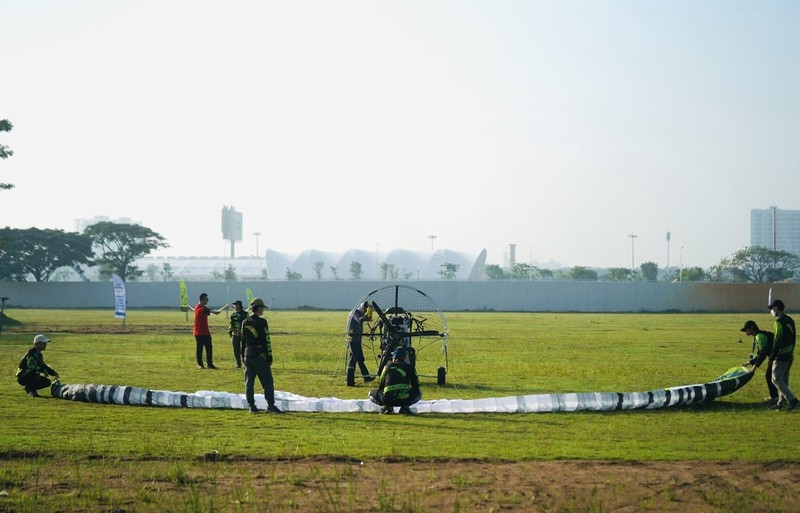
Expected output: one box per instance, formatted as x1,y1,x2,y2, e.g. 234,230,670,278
16,334,59,398
369,347,421,415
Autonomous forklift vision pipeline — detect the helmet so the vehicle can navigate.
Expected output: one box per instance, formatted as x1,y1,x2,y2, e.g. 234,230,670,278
391,348,408,362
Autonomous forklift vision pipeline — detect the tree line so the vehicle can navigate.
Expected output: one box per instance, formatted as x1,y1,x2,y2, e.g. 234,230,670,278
0,222,167,282
484,246,800,283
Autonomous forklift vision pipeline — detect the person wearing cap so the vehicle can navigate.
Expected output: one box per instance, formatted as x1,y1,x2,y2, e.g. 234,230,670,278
193,292,225,369
16,334,59,398
767,299,798,411
241,297,282,413
228,300,247,368
740,320,778,405
346,301,375,386
368,347,421,415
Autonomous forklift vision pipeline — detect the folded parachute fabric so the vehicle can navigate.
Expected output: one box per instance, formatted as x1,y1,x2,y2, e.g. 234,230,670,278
50,366,753,414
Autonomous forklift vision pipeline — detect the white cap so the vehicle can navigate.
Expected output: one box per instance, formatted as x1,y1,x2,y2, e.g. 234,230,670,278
33,334,50,344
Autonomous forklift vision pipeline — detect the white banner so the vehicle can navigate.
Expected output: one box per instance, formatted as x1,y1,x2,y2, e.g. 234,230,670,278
112,274,126,319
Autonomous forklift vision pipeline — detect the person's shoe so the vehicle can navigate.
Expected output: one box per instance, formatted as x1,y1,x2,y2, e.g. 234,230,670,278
786,399,800,412
198,365,205,369
764,396,779,404
399,406,412,415
380,405,393,415
27,390,40,398
207,364,218,369
249,405,259,414
769,402,784,411
266,405,283,414
236,363,242,368
363,376,376,383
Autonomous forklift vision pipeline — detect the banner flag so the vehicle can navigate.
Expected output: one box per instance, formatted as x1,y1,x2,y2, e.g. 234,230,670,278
112,274,126,319
180,279,189,312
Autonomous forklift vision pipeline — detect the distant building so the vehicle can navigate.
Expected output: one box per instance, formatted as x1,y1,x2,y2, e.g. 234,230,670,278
75,216,139,232
751,207,800,255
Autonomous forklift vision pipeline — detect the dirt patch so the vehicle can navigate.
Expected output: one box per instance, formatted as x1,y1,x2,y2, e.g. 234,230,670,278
12,458,800,512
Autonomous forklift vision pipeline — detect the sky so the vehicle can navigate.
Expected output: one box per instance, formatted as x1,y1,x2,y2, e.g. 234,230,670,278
2,1,799,269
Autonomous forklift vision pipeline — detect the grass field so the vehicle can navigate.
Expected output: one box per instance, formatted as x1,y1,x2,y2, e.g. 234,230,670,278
1,309,798,512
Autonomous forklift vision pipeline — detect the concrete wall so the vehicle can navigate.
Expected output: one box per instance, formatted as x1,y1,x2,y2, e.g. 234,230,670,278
1,280,798,312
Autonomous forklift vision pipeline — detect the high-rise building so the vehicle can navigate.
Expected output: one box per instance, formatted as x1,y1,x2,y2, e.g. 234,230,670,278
750,207,800,255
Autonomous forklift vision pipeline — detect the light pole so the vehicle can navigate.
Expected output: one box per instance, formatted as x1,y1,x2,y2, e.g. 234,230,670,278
253,232,261,257
679,246,684,282
428,234,437,250
666,231,670,272
628,234,637,273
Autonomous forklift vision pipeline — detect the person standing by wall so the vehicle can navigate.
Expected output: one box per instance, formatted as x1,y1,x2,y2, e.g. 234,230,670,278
16,334,59,397
768,299,798,411
193,292,225,369
241,297,282,414
228,300,247,368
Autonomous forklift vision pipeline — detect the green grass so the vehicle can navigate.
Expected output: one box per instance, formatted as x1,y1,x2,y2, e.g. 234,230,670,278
0,310,798,511
1,310,795,461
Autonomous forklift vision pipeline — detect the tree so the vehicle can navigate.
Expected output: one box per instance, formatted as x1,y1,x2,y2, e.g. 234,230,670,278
380,262,399,280
680,266,706,282
568,266,598,281
640,261,659,281
511,262,535,280
160,263,174,281
724,246,800,283
0,227,94,282
145,263,159,281
605,267,631,281
484,263,507,280
0,119,14,191
438,262,460,280
329,266,340,280
538,268,554,280
349,261,363,280
285,268,302,280
312,260,324,280
83,222,168,281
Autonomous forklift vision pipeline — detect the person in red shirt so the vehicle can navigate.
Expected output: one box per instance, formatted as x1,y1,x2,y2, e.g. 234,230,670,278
193,292,225,369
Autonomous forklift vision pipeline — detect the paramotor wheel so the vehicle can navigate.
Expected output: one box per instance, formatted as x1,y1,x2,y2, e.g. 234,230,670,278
437,366,446,386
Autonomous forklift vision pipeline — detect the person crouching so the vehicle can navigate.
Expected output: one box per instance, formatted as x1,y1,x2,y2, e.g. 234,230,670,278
369,347,421,415
16,334,59,398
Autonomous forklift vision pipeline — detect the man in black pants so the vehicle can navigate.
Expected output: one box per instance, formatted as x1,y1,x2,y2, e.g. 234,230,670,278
241,298,282,414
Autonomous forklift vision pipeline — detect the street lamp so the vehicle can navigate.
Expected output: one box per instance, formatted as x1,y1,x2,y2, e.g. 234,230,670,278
628,234,637,273
679,246,684,282
428,234,437,250
666,231,671,271
253,232,262,257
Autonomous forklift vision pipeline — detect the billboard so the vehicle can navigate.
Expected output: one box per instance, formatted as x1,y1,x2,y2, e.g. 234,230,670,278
221,206,243,242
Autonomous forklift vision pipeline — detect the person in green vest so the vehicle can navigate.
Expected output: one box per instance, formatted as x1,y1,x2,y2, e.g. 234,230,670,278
228,300,248,368
16,334,59,397
740,320,778,405
767,299,798,411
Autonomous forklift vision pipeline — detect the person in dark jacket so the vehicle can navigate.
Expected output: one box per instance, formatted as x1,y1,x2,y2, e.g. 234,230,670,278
346,301,375,386
17,334,59,397
768,299,798,411
241,297,282,414
369,347,421,415
740,320,778,405
228,300,248,368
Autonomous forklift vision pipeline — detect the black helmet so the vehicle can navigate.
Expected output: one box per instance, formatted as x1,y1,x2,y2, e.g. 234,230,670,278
391,348,408,362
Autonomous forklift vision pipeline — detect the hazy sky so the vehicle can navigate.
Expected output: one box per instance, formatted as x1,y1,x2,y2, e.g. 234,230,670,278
2,1,798,269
